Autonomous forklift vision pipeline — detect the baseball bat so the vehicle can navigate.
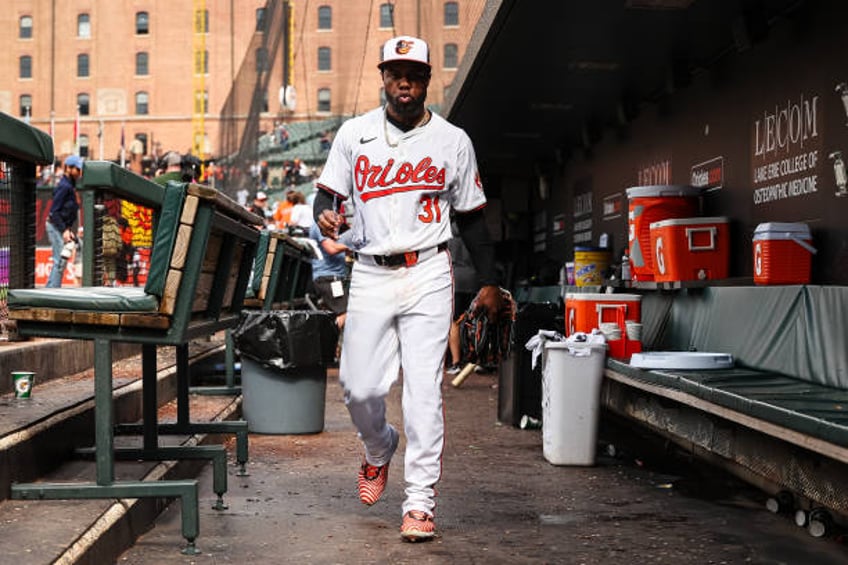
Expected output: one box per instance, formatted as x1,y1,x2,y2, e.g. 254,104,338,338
451,363,478,388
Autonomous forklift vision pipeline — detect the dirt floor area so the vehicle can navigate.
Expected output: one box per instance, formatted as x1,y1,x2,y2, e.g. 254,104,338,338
117,368,848,564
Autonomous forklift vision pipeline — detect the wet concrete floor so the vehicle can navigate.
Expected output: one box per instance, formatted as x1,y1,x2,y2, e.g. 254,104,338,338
118,369,848,564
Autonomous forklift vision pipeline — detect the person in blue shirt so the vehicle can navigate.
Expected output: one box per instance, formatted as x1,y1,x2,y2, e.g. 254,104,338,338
46,155,82,288
309,222,350,329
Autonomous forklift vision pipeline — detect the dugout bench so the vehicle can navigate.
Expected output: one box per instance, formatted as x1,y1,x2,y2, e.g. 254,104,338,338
202,228,315,395
7,161,263,554
601,285,848,534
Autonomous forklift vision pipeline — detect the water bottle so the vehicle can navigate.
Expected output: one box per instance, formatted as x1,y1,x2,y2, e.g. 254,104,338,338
621,251,631,282
61,240,76,260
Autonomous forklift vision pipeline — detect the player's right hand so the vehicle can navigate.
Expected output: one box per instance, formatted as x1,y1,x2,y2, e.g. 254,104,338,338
317,209,344,239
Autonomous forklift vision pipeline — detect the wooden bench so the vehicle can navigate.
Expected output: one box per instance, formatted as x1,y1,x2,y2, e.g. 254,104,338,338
199,229,315,395
599,286,848,534
245,229,315,310
7,161,262,554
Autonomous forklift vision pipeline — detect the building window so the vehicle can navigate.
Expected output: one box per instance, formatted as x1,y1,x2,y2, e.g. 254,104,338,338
134,134,148,155
20,16,33,39
194,90,208,114
77,93,90,116
195,50,209,74
136,52,149,76
256,47,268,73
317,88,331,112
135,91,149,115
78,13,91,38
136,12,149,34
256,8,266,32
318,47,331,71
79,134,89,158
444,43,458,69
77,53,89,77
262,90,269,113
379,88,386,105
194,9,209,33
444,2,459,26
379,3,393,28
20,94,32,118
318,6,332,29
19,55,32,79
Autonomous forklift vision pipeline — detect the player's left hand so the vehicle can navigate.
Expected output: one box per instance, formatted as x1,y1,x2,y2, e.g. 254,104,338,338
476,285,503,322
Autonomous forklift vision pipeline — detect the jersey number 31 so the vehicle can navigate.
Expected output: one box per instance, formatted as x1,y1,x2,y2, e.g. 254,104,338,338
418,195,442,223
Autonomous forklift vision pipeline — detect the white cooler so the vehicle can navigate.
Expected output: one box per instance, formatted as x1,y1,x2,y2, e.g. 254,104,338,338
541,341,607,465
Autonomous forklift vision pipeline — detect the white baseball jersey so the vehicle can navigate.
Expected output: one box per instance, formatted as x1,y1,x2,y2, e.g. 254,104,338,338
316,107,486,255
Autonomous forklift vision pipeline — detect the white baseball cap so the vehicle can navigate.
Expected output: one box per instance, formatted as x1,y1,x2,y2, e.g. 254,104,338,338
378,36,431,68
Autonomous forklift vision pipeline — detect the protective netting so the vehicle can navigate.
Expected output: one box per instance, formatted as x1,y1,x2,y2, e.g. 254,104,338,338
0,158,37,339
216,0,286,197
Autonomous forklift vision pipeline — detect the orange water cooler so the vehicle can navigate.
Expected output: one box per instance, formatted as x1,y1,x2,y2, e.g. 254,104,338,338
564,293,642,335
753,222,815,285
649,217,730,282
626,185,702,282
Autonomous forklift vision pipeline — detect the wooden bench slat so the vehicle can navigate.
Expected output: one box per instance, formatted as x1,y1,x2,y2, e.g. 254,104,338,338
161,269,184,316
119,313,171,329
172,224,192,269
180,194,199,226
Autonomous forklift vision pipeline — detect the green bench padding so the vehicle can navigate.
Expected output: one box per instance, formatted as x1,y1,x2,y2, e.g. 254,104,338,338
81,161,165,208
0,112,53,165
144,182,186,298
249,230,271,297
8,287,158,312
607,358,848,448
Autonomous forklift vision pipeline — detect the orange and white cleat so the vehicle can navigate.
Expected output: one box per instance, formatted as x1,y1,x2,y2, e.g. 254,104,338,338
400,510,436,542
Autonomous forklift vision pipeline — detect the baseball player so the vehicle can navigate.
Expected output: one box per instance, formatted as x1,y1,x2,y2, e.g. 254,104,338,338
313,35,501,542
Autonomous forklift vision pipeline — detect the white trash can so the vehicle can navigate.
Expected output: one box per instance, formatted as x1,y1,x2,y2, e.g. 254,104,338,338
541,341,607,465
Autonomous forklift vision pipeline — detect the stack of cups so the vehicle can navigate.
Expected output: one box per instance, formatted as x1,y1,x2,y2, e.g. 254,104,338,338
599,322,622,341
625,321,643,342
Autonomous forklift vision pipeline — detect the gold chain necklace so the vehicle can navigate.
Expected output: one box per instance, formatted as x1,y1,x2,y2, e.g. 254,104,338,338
383,107,430,148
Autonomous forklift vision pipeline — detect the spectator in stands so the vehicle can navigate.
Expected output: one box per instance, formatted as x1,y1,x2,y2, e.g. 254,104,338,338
260,161,269,189
46,155,82,288
277,122,290,149
128,138,145,175
320,130,332,152
288,190,314,235
153,152,183,186
273,189,294,230
250,191,271,226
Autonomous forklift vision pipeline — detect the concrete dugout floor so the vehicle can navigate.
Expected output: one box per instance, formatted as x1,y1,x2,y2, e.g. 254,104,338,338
117,368,848,565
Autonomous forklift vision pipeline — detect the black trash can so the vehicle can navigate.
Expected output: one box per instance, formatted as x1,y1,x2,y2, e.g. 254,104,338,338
498,301,563,427
233,310,337,434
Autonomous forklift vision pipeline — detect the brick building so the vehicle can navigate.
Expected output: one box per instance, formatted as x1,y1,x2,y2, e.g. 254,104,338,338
1,0,484,166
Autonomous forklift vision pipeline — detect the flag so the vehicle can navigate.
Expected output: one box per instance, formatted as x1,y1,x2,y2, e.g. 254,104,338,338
120,123,126,168
73,106,80,155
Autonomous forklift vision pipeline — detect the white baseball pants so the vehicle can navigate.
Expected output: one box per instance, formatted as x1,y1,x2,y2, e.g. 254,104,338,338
340,250,453,516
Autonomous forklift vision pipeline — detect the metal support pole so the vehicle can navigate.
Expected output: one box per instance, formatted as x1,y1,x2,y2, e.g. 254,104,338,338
142,343,158,450
94,338,114,485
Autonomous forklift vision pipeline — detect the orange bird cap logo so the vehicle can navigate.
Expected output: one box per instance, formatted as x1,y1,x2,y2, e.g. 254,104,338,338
395,40,414,55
